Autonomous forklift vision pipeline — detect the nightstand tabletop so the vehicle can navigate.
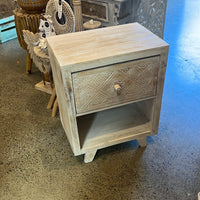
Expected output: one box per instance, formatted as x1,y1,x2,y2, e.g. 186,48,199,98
47,23,168,72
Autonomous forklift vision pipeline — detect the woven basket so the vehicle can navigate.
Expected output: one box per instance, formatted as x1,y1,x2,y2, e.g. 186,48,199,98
17,0,49,13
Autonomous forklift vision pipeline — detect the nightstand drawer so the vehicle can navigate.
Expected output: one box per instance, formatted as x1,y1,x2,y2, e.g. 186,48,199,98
82,0,108,22
72,56,160,115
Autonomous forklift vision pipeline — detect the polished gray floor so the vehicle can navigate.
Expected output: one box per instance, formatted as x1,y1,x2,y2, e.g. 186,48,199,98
1,0,200,199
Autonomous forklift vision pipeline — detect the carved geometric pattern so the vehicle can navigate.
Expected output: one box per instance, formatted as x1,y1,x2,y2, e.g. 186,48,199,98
113,3,120,25
136,0,167,38
72,56,159,115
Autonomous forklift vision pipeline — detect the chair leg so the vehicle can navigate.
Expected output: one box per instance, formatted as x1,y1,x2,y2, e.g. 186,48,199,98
47,88,56,109
52,98,58,117
47,87,59,117
26,51,32,74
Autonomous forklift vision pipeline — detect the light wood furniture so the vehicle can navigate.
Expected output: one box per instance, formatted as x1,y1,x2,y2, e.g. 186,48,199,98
22,0,76,117
81,0,133,27
47,87,59,117
81,0,168,38
47,23,169,163
35,81,52,94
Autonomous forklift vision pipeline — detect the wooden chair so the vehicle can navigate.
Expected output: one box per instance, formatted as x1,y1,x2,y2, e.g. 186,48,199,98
23,0,83,117
46,0,84,117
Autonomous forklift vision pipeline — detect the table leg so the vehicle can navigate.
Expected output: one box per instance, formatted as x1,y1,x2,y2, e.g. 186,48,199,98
137,137,147,147
84,150,97,163
26,51,32,74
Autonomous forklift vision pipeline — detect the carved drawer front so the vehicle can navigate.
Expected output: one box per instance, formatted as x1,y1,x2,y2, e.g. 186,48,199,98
72,56,160,115
82,0,108,22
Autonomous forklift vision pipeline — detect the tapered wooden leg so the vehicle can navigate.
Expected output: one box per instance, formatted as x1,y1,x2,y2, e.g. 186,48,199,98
52,98,58,117
26,51,32,74
43,73,50,82
41,72,46,85
47,88,56,109
84,150,97,163
137,137,147,147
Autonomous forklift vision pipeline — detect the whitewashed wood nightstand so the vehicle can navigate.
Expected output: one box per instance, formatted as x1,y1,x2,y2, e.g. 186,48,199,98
47,23,169,163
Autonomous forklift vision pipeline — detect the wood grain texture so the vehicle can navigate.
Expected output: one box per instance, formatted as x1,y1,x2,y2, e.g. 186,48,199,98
81,0,133,28
152,49,169,134
84,150,97,163
72,56,159,115
52,98,58,117
82,0,108,21
26,51,32,74
47,87,56,109
47,23,169,161
47,23,168,72
77,102,153,152
48,47,81,155
35,81,52,95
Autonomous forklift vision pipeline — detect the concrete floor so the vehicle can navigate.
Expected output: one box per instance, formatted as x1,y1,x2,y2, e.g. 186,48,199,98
0,0,200,199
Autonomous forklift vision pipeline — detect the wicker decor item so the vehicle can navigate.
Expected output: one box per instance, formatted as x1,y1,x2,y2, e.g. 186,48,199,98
83,20,101,30
23,30,51,74
46,0,75,35
14,8,44,49
17,0,49,13
14,8,44,73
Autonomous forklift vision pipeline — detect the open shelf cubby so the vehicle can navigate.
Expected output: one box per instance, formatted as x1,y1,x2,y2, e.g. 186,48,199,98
77,98,155,151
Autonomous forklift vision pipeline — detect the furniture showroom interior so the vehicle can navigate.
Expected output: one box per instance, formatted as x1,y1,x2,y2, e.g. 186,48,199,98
0,0,200,199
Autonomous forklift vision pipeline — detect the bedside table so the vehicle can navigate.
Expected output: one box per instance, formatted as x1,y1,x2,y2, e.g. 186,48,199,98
47,23,169,163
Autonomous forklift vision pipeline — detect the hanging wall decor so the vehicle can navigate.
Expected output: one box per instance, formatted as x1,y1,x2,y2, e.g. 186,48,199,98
46,0,75,34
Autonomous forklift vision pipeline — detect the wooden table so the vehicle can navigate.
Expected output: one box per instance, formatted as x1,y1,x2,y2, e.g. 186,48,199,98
47,23,169,163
